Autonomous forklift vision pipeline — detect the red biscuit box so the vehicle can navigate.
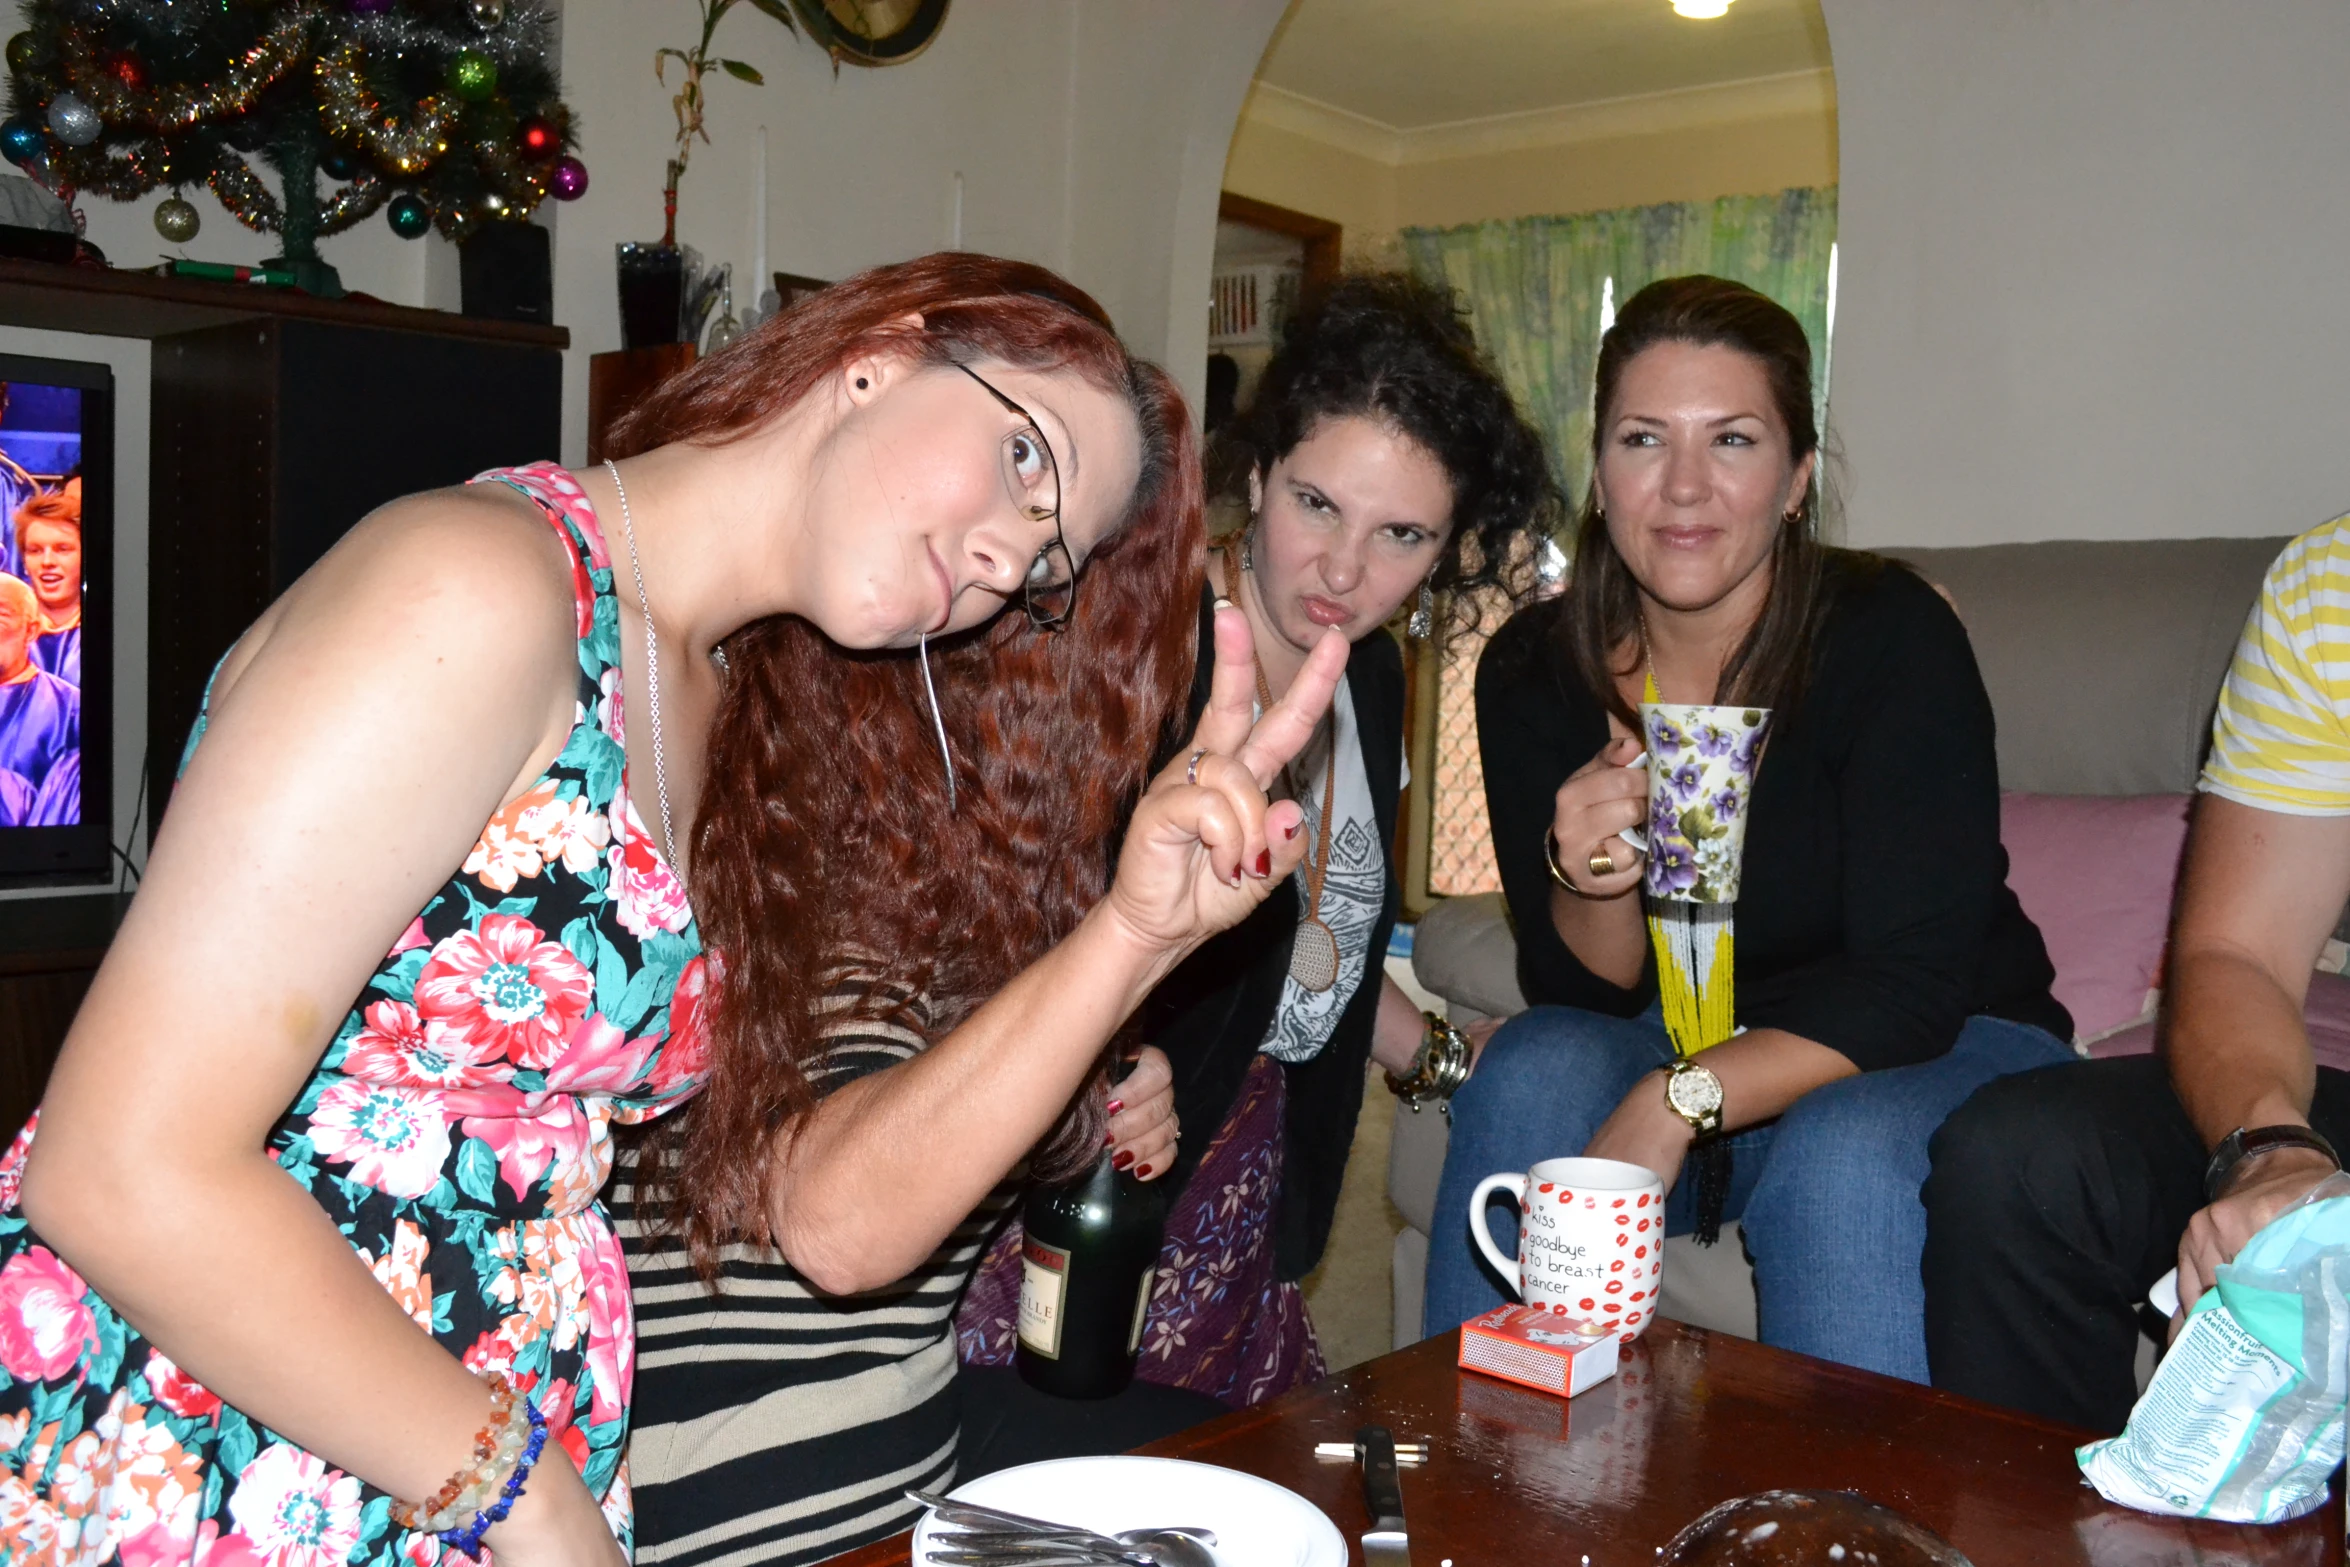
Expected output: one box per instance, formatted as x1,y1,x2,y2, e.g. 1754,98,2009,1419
1457,1303,1621,1398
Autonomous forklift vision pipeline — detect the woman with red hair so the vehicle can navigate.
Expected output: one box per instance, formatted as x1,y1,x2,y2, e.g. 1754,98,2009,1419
0,253,1340,1567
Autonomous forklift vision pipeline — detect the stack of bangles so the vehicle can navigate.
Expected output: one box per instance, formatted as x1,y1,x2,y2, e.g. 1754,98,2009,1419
388,1371,550,1555
1385,1010,1473,1114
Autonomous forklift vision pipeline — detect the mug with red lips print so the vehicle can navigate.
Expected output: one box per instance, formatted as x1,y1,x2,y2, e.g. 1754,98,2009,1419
1468,1155,1667,1343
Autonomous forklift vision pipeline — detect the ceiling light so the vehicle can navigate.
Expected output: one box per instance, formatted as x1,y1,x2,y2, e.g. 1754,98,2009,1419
1672,0,1736,17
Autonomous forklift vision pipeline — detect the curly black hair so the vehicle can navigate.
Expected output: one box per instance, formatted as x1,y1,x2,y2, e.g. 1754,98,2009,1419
1211,272,1563,643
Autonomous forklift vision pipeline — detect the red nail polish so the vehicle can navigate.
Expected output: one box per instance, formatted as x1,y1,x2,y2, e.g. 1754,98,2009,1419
1255,849,1272,877
1106,1099,1124,1116
1284,820,1302,840
1103,1130,1115,1147
1135,1164,1154,1180
1112,1150,1135,1171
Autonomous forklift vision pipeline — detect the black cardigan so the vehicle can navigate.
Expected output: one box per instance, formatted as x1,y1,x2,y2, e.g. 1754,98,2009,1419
1142,589,1404,1281
1477,557,2070,1070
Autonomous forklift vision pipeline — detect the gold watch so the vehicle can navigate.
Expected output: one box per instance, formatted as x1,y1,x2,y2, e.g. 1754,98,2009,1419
1663,1058,1724,1135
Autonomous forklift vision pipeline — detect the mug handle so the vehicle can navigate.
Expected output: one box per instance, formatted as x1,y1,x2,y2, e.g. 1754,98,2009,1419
1468,1172,1530,1296
1618,749,1650,854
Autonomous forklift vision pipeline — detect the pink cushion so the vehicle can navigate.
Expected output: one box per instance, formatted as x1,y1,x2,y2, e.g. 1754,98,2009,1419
2000,793,2192,1040
2088,971,2350,1073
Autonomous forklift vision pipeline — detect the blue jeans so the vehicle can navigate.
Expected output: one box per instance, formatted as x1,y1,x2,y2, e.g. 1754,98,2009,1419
1423,1006,2076,1382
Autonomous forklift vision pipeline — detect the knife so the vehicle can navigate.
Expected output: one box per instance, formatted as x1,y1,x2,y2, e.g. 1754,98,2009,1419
1357,1424,1412,1567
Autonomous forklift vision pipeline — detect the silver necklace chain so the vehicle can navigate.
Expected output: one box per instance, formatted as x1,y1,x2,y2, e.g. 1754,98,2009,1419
603,460,680,872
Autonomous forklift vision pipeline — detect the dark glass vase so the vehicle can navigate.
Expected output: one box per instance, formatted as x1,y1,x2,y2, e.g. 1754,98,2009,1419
616,242,684,348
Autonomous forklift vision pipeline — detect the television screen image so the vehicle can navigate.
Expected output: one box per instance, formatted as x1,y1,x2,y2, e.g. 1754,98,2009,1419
0,353,109,884
0,382,81,827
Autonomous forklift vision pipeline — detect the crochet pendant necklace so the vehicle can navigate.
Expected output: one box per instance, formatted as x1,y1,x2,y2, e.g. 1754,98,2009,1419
1225,542,1340,992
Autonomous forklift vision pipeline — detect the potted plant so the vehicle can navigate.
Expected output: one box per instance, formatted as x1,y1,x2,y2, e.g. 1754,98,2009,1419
617,0,802,349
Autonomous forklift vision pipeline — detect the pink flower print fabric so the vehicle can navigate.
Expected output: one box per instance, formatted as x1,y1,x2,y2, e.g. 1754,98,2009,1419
0,463,707,1564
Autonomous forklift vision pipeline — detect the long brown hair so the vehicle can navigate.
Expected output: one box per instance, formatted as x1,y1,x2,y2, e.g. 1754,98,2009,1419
614,254,1203,1274
1562,275,1835,729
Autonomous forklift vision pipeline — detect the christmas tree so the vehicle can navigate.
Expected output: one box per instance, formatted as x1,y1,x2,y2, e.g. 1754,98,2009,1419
0,0,588,293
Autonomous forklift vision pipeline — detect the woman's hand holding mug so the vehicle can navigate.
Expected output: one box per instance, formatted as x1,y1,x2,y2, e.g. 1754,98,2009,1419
1102,600,1348,960
1550,737,1650,897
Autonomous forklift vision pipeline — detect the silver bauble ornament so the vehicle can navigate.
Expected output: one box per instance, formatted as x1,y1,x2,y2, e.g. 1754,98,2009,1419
46,92,100,149
154,196,200,245
470,0,507,26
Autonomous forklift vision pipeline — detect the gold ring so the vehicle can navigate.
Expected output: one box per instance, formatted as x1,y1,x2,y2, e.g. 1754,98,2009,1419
1588,849,1616,878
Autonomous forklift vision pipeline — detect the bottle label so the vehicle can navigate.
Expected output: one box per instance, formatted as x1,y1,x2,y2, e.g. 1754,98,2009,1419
1128,1266,1156,1355
1018,1236,1070,1360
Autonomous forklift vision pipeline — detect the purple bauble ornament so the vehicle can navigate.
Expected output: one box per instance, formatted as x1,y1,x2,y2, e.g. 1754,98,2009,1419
550,155,587,201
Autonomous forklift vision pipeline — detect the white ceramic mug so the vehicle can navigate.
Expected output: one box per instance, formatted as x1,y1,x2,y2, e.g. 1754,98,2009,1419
1469,1155,1667,1342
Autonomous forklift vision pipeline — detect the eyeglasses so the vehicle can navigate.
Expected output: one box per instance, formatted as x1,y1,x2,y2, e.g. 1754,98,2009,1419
951,361,1076,631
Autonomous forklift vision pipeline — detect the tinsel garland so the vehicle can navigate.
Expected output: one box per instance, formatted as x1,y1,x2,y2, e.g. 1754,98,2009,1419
313,36,455,176
57,5,320,131
207,152,387,238
341,0,559,66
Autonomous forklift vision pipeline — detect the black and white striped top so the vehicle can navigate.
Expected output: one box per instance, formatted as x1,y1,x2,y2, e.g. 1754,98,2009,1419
616,987,1018,1567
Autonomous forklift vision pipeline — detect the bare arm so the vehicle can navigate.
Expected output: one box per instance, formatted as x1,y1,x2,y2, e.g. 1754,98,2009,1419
768,605,1350,1293
1583,1027,1857,1192
2164,795,2350,1310
17,494,620,1563
1370,973,1424,1076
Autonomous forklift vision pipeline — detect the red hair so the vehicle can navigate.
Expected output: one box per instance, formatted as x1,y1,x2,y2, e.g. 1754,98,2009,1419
14,488,78,539
614,253,1203,1272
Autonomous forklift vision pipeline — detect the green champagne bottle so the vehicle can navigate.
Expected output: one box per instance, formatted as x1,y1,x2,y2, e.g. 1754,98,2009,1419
1014,1146,1169,1399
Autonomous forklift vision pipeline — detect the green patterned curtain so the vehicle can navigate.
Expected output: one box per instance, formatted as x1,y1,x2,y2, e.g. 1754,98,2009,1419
1403,185,1838,507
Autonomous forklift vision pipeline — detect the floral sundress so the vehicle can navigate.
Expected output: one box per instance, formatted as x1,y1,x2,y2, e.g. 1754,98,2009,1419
0,462,708,1566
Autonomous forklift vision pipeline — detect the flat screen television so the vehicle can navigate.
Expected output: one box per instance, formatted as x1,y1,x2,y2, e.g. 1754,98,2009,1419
0,352,110,886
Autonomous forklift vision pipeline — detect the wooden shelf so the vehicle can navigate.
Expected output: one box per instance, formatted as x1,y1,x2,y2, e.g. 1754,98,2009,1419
0,256,569,348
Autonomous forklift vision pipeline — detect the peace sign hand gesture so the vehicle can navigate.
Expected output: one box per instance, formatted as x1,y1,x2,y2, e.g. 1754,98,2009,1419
1101,601,1350,958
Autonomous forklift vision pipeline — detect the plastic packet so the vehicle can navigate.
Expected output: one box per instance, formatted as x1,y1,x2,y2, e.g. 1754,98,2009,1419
2077,1174,2350,1523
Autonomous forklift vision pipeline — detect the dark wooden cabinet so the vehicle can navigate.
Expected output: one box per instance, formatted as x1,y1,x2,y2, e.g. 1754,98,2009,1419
149,318,562,823
0,259,568,1115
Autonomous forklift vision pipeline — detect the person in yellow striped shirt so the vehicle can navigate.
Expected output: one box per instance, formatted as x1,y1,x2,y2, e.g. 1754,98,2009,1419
1921,517,2350,1432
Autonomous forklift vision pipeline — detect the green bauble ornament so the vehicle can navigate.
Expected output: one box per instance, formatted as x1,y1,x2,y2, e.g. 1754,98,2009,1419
154,195,200,244
447,50,498,102
386,192,431,239
5,33,35,74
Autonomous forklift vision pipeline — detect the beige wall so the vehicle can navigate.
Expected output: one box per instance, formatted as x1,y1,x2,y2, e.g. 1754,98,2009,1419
1223,117,1398,265
1396,110,1836,230
1822,0,2350,547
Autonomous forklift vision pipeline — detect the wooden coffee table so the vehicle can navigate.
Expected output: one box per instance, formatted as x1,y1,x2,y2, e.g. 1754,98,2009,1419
828,1320,2339,1566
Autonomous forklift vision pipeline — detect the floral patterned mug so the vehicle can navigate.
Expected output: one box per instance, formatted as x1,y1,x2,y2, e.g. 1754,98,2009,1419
1629,701,1771,904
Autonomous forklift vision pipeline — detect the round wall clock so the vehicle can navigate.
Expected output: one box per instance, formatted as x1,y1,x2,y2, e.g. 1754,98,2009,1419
800,0,951,67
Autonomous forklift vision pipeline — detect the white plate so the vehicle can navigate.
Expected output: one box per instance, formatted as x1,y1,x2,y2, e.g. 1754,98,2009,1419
912,1455,1348,1567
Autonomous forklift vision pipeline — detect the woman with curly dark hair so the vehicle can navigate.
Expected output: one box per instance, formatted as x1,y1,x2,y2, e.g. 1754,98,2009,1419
956,272,1562,1406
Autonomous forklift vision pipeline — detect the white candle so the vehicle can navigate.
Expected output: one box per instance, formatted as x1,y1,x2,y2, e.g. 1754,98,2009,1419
751,126,769,306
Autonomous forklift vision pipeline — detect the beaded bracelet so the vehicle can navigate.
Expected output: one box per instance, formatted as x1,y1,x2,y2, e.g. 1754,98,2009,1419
390,1372,539,1540
439,1397,547,1558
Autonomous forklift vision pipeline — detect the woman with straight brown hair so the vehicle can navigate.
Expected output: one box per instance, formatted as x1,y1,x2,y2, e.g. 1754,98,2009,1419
0,252,1342,1567
1422,275,2073,1379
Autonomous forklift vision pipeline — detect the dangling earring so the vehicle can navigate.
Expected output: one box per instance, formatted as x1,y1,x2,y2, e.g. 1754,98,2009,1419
1240,523,1256,573
918,633,957,814
1407,581,1435,640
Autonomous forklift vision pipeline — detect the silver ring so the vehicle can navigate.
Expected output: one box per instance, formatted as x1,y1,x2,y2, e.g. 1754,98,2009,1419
1186,749,1209,786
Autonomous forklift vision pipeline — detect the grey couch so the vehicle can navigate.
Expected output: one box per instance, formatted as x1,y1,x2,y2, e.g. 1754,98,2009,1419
1391,534,2294,1348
